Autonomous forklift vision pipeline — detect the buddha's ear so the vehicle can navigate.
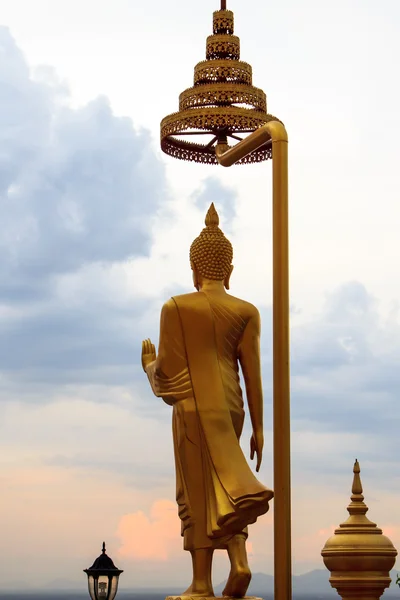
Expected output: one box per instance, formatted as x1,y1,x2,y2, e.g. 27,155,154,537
224,265,234,290
192,263,200,291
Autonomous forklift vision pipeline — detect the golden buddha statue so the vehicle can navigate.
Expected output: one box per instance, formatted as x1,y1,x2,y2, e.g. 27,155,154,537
142,204,273,598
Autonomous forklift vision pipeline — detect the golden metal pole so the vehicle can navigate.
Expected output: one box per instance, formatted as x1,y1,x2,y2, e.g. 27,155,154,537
216,121,291,600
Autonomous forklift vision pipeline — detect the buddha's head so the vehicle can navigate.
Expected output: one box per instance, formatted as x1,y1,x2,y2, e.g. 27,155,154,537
190,203,233,291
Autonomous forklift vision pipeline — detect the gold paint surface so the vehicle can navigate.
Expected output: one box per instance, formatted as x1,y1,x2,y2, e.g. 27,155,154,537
179,83,267,113
142,205,273,597
215,122,291,600
161,108,279,165
160,8,277,164
194,60,252,85
213,10,234,34
321,460,398,600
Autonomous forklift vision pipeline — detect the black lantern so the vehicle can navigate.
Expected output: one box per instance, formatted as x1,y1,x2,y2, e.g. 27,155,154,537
84,542,123,600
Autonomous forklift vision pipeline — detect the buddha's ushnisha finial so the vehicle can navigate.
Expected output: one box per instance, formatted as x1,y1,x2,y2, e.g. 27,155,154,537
221,0,227,9
102,542,106,554
205,203,220,228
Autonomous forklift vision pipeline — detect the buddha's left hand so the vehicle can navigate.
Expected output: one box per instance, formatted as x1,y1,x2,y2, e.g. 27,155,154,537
141,338,157,372
250,429,264,472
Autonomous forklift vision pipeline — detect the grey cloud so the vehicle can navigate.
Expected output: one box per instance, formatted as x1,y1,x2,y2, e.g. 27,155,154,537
0,27,166,304
291,282,378,374
324,280,378,324
45,453,174,490
0,28,169,392
288,282,400,435
0,29,59,192
253,282,400,456
0,302,146,370
0,298,161,389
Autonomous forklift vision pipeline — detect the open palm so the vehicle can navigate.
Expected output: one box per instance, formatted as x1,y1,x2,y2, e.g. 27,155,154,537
141,338,156,372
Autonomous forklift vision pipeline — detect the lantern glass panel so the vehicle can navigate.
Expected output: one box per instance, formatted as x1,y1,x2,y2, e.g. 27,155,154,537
87,575,96,600
96,575,109,599
108,575,120,600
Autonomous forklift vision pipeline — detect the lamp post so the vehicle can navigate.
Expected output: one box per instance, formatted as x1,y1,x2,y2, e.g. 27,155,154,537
84,542,123,600
160,3,291,599
217,123,290,600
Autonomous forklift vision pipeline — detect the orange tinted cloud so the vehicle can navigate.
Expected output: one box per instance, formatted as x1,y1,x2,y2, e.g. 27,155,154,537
117,499,182,561
381,524,400,550
293,525,337,563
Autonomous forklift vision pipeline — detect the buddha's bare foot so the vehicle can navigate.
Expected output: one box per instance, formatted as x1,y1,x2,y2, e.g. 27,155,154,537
182,548,214,597
180,584,193,595
222,566,251,598
180,583,214,597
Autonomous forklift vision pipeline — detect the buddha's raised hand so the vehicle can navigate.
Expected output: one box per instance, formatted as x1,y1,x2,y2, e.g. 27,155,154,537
141,338,156,372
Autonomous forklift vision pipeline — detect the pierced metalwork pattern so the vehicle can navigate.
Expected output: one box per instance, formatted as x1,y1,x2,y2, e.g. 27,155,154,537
179,83,266,112
213,10,234,34
160,7,278,164
161,135,273,165
161,107,271,137
194,60,252,85
161,108,280,165
206,35,240,60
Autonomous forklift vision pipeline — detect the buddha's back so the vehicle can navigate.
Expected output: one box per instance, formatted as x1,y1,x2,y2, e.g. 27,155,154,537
141,204,271,599
175,289,261,421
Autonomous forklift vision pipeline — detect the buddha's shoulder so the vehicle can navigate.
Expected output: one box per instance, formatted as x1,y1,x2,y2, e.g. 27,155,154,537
224,294,260,318
163,293,198,309
164,292,259,319
169,292,198,302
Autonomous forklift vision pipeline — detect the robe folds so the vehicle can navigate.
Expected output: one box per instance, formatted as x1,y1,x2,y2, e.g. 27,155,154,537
147,291,273,551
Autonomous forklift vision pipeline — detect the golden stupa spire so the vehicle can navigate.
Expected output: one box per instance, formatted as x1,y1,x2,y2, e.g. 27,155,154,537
321,460,397,600
352,458,362,495
344,458,374,524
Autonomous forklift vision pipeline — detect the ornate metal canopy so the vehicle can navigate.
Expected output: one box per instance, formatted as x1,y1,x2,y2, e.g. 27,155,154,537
160,0,281,165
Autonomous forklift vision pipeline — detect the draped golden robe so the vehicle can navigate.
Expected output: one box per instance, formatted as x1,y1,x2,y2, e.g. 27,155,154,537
147,291,273,551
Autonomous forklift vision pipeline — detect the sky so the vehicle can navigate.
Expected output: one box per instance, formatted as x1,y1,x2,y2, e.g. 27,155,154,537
0,0,400,592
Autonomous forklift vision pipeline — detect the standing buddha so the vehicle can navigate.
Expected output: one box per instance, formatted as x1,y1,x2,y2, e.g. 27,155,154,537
142,204,273,598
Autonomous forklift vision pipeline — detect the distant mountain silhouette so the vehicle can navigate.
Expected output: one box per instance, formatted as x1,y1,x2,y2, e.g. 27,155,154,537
215,569,335,597
216,568,399,598
4,568,398,597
